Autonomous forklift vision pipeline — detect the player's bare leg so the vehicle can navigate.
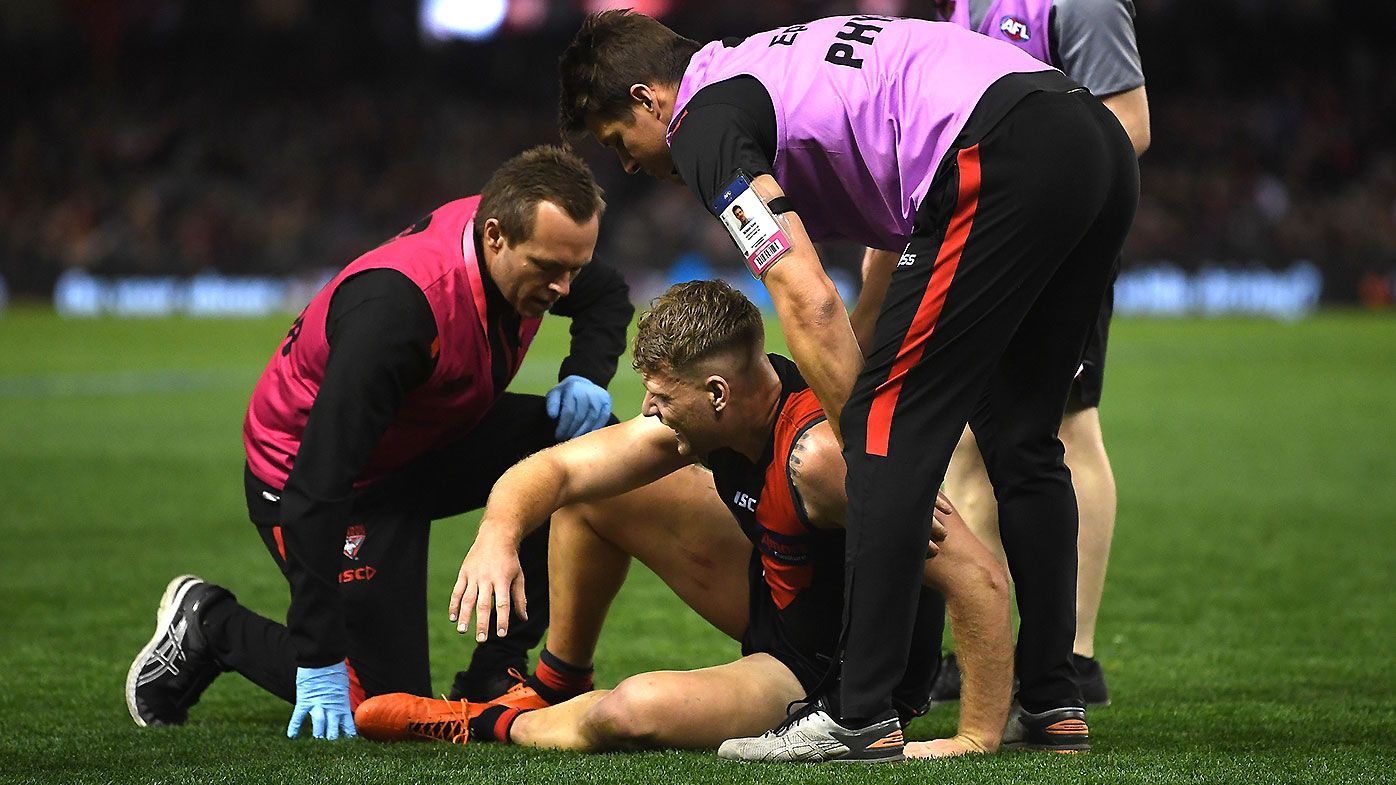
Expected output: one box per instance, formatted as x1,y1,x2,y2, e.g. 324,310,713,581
510,654,804,751
1060,404,1116,660
548,464,753,665
488,467,784,752
909,495,1012,759
944,425,1007,565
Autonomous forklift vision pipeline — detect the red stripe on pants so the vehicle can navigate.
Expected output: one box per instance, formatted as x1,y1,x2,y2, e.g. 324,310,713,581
272,525,287,561
866,145,982,457
346,659,366,709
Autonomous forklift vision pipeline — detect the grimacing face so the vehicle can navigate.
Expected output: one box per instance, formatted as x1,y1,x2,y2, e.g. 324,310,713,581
640,368,722,456
588,105,680,182
484,201,598,318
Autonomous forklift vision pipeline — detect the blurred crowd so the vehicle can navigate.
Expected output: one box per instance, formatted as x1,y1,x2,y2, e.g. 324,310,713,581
3,0,1394,302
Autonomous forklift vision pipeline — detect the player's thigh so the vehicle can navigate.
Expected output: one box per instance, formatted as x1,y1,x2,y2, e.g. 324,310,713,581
572,465,752,640
596,653,805,748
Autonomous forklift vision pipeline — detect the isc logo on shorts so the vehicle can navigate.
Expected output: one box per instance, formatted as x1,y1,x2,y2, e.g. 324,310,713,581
1000,16,1031,42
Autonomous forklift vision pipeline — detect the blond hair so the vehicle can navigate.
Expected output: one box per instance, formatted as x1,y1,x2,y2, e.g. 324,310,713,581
632,280,764,377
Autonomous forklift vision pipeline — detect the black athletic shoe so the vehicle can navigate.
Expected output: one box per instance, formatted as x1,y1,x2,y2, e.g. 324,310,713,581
717,698,905,763
1073,654,1111,707
1002,703,1090,752
926,652,961,707
126,575,231,726
448,666,526,702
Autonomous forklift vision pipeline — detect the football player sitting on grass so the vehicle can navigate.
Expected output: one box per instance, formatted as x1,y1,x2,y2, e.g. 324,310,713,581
356,280,1014,761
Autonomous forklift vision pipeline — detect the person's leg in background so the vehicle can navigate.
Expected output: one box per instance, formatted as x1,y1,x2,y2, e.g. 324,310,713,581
1063,269,1119,705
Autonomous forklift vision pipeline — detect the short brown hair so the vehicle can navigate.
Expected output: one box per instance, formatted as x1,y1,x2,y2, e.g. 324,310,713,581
632,280,764,377
477,145,605,242
558,10,702,134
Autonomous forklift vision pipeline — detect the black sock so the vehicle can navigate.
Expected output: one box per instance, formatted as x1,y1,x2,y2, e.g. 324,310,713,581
525,648,593,704
469,705,525,743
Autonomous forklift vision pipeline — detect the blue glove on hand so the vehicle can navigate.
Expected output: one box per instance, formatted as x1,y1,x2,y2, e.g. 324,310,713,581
546,375,612,440
287,662,357,740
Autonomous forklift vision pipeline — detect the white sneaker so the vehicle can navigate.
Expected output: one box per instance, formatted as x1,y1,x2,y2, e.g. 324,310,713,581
717,700,905,763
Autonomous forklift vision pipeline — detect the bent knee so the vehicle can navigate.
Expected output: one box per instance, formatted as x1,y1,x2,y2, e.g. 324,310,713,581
582,675,668,749
554,498,619,542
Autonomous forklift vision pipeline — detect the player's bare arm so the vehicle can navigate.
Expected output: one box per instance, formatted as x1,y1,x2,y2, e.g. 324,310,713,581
1101,84,1151,156
749,174,862,439
787,421,950,548
450,415,694,641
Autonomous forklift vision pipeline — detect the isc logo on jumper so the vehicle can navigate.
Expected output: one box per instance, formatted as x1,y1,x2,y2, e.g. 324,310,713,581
339,566,377,583
1000,16,1031,42
733,491,758,512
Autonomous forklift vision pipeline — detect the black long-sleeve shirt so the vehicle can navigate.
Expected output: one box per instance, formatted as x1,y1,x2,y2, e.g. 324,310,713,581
248,249,632,667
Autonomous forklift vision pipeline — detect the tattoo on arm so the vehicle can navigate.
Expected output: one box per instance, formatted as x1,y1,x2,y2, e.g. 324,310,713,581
788,427,814,523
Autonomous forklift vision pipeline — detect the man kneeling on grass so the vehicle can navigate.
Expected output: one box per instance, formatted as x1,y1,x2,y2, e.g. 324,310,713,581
356,281,1013,761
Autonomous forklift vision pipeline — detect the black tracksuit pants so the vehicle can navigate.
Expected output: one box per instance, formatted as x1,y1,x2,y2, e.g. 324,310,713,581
202,393,560,704
839,87,1139,720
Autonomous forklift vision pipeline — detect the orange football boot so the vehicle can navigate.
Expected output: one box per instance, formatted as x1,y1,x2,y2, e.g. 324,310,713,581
485,668,554,711
355,693,483,744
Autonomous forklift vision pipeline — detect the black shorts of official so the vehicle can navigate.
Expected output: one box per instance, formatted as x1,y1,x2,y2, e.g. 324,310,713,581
1069,255,1120,410
210,393,563,704
837,73,1140,719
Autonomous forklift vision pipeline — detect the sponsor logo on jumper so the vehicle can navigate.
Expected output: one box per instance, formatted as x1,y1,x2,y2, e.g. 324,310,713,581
343,524,366,560
1000,16,1031,42
759,533,811,564
733,491,758,512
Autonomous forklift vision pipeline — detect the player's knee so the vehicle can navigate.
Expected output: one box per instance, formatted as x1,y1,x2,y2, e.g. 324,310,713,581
553,501,611,547
583,675,667,749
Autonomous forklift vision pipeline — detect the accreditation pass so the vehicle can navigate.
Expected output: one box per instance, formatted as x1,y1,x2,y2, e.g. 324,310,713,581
712,172,792,279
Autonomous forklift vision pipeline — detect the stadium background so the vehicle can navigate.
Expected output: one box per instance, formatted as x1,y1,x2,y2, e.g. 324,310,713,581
2,1,1394,783
4,0,1396,313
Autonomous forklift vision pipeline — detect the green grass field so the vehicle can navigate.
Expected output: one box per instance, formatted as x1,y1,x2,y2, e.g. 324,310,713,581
1,308,1393,784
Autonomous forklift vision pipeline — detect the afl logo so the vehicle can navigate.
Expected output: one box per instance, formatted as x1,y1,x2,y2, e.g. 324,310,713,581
1000,16,1031,42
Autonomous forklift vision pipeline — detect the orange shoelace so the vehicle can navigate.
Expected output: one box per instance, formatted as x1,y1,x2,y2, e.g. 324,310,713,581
406,696,473,744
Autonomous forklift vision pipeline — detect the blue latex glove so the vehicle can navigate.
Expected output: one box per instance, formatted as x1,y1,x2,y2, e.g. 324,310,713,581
287,662,357,740
546,375,612,440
